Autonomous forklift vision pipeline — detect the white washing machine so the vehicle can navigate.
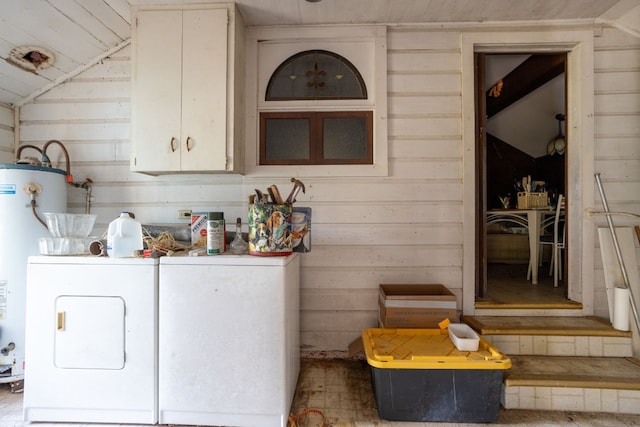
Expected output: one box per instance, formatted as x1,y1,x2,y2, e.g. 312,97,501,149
23,256,159,424
158,253,300,427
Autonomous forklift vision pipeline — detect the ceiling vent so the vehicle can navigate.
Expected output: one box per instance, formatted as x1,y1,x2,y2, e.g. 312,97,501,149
6,45,55,73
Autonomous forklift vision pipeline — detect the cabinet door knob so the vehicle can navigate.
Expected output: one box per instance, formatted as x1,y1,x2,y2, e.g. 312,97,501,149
186,136,193,152
170,137,177,152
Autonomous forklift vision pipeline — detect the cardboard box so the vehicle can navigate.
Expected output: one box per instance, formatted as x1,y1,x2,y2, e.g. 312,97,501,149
378,284,457,328
191,212,210,246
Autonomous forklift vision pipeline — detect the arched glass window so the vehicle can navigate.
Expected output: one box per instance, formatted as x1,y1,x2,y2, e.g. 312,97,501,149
266,50,367,100
261,49,372,165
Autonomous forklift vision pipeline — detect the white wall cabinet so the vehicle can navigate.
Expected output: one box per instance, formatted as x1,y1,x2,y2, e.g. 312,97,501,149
131,4,244,174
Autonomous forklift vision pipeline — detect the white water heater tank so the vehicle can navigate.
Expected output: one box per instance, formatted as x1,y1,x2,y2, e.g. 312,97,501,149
0,164,67,384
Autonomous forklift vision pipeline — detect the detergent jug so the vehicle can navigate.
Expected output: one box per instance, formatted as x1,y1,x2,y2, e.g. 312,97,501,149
106,212,143,257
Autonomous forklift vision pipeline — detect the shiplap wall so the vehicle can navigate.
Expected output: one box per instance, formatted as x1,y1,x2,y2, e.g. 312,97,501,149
0,104,13,163
17,24,640,356
592,27,640,319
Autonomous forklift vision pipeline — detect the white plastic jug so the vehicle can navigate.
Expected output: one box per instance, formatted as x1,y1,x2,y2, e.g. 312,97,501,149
106,212,143,257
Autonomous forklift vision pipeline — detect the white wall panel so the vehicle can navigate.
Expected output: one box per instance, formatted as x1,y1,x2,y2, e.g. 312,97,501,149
387,31,460,50
389,137,462,158
301,246,462,269
594,71,640,92
301,289,377,311
592,26,640,321
35,81,131,101
595,137,640,159
309,223,462,246
17,23,640,355
389,117,461,137
594,93,640,115
305,201,462,223
388,73,461,93
389,95,462,115
0,104,13,162
294,181,462,202
389,159,462,179
387,51,460,72
20,123,130,143
20,102,130,122
595,115,640,137
301,267,462,292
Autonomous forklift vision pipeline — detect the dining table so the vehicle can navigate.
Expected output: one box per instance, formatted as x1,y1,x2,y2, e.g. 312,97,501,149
486,207,555,284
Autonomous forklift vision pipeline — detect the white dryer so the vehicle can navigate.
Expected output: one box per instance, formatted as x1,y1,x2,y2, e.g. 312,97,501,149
23,256,159,424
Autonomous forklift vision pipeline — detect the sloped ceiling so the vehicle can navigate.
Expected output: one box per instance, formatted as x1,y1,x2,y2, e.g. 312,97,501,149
485,55,566,158
0,0,637,107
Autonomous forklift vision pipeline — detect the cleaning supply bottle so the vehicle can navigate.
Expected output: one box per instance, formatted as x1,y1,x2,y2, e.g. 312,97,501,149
106,211,143,257
229,217,248,255
206,212,225,255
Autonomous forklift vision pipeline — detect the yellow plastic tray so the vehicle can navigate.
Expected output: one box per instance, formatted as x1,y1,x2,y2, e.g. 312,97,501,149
362,328,511,370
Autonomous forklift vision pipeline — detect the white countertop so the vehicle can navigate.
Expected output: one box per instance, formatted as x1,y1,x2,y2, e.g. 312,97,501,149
28,253,299,267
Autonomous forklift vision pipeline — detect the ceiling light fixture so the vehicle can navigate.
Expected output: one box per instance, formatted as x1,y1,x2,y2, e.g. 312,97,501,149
5,45,55,73
546,114,566,156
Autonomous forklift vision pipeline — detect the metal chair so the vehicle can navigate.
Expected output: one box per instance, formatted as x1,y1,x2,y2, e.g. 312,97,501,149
526,195,566,287
540,195,566,287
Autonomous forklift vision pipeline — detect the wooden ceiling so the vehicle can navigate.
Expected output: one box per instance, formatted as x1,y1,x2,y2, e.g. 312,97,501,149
0,0,636,107
486,54,566,119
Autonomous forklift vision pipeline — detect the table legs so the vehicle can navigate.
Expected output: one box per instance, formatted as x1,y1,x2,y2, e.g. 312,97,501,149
527,211,542,284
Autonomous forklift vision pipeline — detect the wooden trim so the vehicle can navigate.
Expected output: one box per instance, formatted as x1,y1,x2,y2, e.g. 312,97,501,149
486,53,566,118
475,52,487,299
260,111,373,165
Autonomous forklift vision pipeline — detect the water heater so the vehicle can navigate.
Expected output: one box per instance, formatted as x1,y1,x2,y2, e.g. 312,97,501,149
0,164,67,385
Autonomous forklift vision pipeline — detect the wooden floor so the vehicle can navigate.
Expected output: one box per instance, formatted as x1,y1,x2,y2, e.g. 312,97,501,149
479,263,581,308
4,362,640,427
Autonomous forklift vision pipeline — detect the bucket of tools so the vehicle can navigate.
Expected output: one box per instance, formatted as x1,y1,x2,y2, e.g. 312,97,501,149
248,203,292,256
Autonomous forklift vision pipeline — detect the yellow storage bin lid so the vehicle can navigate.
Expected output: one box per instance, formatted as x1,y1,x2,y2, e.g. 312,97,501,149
362,328,511,370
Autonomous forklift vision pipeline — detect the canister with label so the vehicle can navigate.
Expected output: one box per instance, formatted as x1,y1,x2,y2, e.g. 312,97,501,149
206,212,225,255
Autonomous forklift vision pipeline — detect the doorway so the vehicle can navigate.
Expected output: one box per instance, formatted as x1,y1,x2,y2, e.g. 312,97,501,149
476,52,570,306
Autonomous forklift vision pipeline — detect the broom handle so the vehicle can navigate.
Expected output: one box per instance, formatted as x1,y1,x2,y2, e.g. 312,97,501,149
595,173,640,331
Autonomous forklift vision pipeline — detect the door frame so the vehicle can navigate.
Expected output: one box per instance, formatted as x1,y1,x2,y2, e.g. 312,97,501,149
476,51,568,300
460,28,596,316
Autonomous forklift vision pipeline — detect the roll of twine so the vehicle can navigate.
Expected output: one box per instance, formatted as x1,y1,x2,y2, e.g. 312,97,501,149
142,229,192,254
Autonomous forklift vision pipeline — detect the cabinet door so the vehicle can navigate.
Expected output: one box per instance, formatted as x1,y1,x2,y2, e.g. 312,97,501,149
54,296,125,370
132,8,229,173
181,8,228,171
132,9,183,172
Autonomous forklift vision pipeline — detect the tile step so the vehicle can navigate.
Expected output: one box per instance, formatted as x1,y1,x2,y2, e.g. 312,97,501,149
463,315,633,357
502,355,640,414
505,355,640,390
462,315,631,337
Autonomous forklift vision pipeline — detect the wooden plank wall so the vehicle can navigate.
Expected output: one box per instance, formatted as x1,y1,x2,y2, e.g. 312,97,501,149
298,30,464,354
592,27,640,319
16,25,640,356
18,45,245,227
0,104,13,163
